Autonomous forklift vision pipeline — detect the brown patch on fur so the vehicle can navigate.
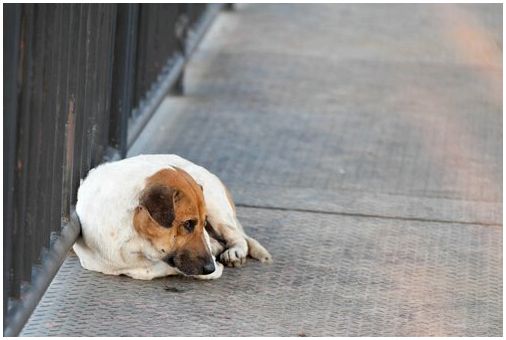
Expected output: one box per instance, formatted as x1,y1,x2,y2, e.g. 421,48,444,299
139,185,178,228
133,167,214,275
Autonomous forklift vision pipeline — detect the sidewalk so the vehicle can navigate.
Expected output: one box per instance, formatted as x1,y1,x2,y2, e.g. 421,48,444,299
22,4,502,336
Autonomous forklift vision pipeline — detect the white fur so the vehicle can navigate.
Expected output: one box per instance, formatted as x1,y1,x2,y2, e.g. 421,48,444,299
74,154,238,280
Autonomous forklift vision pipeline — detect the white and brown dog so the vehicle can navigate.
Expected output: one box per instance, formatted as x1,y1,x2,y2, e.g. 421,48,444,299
73,154,271,280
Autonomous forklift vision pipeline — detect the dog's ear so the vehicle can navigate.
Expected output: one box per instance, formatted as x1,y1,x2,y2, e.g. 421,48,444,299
139,185,183,228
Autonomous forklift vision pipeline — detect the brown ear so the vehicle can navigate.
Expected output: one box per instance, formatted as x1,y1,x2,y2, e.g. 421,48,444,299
139,185,182,228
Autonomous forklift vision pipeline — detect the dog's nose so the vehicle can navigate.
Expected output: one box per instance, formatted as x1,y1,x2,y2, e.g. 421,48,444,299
201,262,215,275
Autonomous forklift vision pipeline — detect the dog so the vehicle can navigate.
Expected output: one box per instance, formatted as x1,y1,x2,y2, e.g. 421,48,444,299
73,154,271,280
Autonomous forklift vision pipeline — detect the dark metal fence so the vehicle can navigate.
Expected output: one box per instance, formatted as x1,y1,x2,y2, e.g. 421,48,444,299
3,3,226,335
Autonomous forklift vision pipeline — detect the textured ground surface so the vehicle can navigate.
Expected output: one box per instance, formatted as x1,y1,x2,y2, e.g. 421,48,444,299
22,4,502,336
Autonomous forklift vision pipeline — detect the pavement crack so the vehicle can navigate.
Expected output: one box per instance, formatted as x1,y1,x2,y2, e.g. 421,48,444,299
235,203,502,227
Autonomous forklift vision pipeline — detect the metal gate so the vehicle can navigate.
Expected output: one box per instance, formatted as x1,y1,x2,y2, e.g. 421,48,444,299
3,3,228,335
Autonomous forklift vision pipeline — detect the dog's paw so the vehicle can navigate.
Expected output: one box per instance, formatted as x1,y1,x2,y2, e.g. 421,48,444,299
246,237,273,264
220,244,247,267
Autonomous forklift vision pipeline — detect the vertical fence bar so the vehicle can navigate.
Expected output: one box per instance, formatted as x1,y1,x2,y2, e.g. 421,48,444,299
3,3,22,319
52,3,71,235
79,4,97,186
61,4,80,223
109,4,138,159
26,4,45,275
36,3,55,267
172,4,189,95
47,4,65,245
56,3,75,228
70,4,88,206
93,4,117,165
132,5,148,108
14,4,36,299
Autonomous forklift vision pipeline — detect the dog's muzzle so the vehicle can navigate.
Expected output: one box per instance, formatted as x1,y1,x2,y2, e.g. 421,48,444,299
164,253,215,276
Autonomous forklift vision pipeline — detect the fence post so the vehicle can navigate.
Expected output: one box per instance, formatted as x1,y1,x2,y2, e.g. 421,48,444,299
172,4,189,95
3,3,22,322
109,4,139,159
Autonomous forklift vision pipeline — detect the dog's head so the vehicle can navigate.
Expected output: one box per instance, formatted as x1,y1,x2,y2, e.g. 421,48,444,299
133,167,216,276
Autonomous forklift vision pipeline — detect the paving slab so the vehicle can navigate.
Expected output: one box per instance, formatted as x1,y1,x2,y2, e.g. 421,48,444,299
22,4,502,336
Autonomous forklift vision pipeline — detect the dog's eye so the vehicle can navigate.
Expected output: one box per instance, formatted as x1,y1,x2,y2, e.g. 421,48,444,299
183,219,196,232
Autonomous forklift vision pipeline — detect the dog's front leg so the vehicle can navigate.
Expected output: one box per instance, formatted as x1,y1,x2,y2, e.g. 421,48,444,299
209,234,225,257
206,219,248,268
202,182,270,267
